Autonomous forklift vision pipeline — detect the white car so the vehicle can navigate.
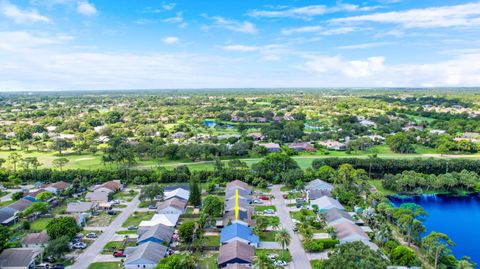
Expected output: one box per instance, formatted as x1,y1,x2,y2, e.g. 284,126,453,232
267,254,278,260
72,242,87,249
274,260,288,266
264,209,275,214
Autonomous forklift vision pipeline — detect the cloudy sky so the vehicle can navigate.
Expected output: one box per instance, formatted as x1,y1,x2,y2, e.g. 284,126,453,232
1,0,480,90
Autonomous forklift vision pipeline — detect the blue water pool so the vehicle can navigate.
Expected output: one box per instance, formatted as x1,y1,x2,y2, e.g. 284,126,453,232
390,194,480,266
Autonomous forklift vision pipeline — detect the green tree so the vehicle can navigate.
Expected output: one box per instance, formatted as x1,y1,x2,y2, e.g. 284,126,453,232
7,152,22,171
45,235,70,260
0,226,11,252
393,203,428,246
50,139,74,155
422,231,455,269
139,183,163,203
46,216,80,240
178,221,196,243
52,158,70,170
200,195,223,217
275,229,291,253
12,191,24,201
23,202,49,216
321,241,388,269
21,157,42,170
390,245,419,266
253,252,276,269
156,254,196,269
188,178,201,206
386,133,415,153
36,191,53,201
457,257,476,269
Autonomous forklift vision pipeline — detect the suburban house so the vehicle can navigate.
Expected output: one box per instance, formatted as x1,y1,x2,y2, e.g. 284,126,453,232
223,264,250,269
318,140,347,150
139,213,180,228
333,221,370,243
66,202,97,214
91,180,122,194
156,198,187,215
310,196,344,212
137,224,175,245
306,179,334,192
218,241,254,268
163,188,190,202
85,191,109,203
220,223,260,247
42,181,70,195
306,189,331,201
262,142,281,152
221,211,256,228
226,180,252,194
324,208,354,226
0,248,41,269
224,188,252,203
224,199,253,214
21,231,49,249
123,241,168,269
8,198,34,212
0,207,18,226
287,142,315,152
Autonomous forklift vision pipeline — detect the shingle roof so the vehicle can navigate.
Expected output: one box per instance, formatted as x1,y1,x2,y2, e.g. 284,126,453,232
218,241,254,265
310,196,344,211
224,199,252,212
85,191,109,202
21,231,49,245
223,211,256,227
137,224,175,244
139,213,180,227
225,188,252,201
324,208,353,224
0,248,40,267
124,241,167,265
226,180,252,192
0,207,17,223
7,198,33,211
306,179,334,191
164,188,190,201
156,198,187,211
307,189,331,200
66,202,95,213
333,222,369,241
220,223,259,245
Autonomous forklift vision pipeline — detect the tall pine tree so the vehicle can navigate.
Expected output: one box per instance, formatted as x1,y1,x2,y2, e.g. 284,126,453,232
189,178,201,206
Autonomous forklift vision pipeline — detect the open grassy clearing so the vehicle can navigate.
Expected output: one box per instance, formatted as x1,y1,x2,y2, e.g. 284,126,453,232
121,211,154,227
30,217,53,230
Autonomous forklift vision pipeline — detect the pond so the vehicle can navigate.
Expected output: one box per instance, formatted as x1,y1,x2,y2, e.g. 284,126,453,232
203,120,233,128
390,194,480,266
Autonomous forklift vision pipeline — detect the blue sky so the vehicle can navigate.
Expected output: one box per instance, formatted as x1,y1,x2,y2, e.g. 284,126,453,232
1,0,480,90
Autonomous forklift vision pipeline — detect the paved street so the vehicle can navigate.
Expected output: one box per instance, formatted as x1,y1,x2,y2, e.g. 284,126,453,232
271,185,312,269
69,194,140,269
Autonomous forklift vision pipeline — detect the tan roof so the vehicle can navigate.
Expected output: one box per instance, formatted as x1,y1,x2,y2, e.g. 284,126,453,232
218,241,254,265
50,181,70,190
100,181,121,191
333,222,369,241
157,197,187,211
226,180,252,192
21,231,49,245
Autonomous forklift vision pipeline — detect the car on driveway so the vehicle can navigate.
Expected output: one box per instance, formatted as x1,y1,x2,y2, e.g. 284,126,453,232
72,242,87,249
148,204,157,209
86,232,97,238
264,209,275,214
274,260,288,267
50,264,65,269
113,251,126,257
107,210,117,215
127,225,137,230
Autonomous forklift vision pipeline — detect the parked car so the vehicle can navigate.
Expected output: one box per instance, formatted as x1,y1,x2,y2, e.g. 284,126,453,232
107,210,116,215
274,260,288,266
148,204,158,209
263,209,275,214
86,232,97,238
36,263,50,269
113,251,126,257
127,225,137,230
253,199,263,204
112,200,120,205
259,196,270,200
267,254,278,260
50,264,65,269
72,242,87,249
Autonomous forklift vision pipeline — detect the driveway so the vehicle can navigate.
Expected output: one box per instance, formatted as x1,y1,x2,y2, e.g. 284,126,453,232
271,185,312,269
69,194,140,269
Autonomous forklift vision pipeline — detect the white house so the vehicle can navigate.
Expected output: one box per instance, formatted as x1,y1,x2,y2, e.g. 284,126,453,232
156,198,187,214
123,241,167,269
310,196,344,212
139,213,180,228
163,188,190,201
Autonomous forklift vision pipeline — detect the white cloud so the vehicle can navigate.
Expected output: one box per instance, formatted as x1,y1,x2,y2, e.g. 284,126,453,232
206,16,257,34
222,45,259,52
77,1,97,16
163,12,187,28
281,26,355,36
0,1,50,23
162,2,176,11
247,3,381,19
303,53,480,86
336,42,393,49
162,36,179,44
332,2,480,28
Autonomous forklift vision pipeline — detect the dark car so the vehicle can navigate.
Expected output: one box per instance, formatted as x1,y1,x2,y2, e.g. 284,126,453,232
50,264,65,269
107,210,116,215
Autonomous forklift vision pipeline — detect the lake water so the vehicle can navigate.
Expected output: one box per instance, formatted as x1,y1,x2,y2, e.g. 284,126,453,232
390,194,480,266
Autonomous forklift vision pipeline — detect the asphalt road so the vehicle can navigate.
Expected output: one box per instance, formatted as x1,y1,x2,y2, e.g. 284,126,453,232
69,194,140,269
271,185,312,269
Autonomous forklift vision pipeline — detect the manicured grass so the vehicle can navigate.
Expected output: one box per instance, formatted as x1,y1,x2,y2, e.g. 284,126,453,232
122,211,154,227
290,210,316,221
255,249,292,262
116,230,137,235
111,190,138,202
259,230,277,242
254,205,276,212
368,180,396,195
87,262,121,269
102,240,136,254
311,259,324,269
87,211,118,227
202,235,220,246
0,200,14,207
30,217,53,230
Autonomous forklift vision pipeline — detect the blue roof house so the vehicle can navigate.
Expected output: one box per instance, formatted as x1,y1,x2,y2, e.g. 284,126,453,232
220,223,259,247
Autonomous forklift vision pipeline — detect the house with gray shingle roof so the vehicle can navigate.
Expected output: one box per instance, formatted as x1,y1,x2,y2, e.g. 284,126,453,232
0,248,41,269
218,241,254,268
123,241,167,269
137,224,175,245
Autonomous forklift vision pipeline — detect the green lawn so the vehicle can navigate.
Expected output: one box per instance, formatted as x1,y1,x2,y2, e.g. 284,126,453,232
259,231,276,242
0,200,14,207
255,249,292,262
102,240,136,254
111,190,138,202
30,218,53,230
87,211,118,227
202,235,220,246
122,211,154,227
368,180,396,195
116,230,137,235
195,252,218,269
87,262,121,269
290,210,316,221
254,205,276,212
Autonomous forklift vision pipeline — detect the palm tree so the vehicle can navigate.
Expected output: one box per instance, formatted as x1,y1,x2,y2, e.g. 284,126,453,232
253,252,276,269
275,229,291,254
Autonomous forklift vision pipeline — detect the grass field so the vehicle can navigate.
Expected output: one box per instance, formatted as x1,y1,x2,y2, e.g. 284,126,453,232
255,249,292,262
30,217,53,230
87,262,121,269
122,211,154,227
254,205,277,212
368,180,396,195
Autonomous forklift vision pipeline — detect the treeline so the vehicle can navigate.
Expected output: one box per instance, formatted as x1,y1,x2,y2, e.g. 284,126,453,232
383,170,480,194
312,157,480,177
